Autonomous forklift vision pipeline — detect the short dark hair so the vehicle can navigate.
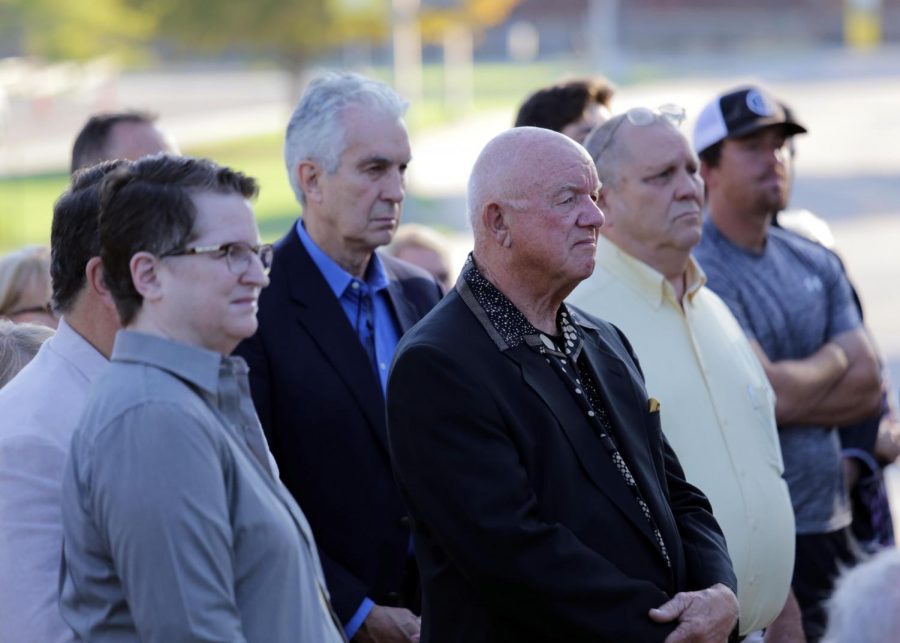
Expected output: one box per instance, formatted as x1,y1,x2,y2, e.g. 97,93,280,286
698,140,723,168
70,111,158,175
99,155,259,325
51,160,129,313
514,78,616,132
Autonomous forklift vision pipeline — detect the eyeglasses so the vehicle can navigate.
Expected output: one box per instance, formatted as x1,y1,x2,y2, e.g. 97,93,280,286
592,103,687,160
160,241,274,275
8,302,56,319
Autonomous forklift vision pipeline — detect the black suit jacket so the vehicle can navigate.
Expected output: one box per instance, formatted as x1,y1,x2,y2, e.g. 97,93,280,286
234,224,443,623
386,289,736,643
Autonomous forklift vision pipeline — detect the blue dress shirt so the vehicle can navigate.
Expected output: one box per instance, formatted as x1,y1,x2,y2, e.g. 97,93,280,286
296,220,400,394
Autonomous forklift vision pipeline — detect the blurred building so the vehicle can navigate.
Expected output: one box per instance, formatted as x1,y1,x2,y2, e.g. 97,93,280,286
475,0,900,60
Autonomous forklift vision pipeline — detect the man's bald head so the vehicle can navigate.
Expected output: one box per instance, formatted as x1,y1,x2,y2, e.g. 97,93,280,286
467,127,594,238
467,127,602,298
584,114,677,191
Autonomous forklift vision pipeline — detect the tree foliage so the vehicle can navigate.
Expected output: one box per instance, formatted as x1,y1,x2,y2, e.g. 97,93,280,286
1,0,156,61
419,0,521,43
152,0,391,68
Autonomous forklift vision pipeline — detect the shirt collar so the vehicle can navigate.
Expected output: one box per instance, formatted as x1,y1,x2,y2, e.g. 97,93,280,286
50,317,109,382
295,219,390,298
111,330,242,396
455,253,585,359
596,235,706,309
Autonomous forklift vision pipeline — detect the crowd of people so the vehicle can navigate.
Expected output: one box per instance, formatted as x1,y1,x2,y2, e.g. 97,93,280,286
0,69,897,643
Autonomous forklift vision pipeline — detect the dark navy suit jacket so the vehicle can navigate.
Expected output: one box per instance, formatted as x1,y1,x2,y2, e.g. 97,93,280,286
234,223,443,622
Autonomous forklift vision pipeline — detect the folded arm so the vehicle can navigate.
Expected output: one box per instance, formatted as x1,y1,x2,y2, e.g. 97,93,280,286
752,328,881,426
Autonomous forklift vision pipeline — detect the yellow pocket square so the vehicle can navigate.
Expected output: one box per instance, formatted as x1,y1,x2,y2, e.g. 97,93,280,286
648,397,660,413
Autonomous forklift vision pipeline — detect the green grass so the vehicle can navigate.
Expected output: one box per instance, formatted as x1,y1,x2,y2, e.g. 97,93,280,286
185,133,300,241
0,172,70,251
0,59,590,253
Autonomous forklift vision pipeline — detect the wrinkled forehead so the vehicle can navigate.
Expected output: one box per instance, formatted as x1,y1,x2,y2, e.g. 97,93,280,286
518,149,598,202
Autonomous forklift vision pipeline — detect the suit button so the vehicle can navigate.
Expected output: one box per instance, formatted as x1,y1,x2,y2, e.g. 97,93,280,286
398,516,411,528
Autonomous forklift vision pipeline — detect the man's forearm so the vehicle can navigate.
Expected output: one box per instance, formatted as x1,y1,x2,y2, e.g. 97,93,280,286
753,340,848,425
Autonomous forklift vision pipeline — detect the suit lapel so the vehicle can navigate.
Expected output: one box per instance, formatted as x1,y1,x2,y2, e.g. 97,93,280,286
508,344,657,545
278,230,389,454
578,331,678,572
382,257,422,333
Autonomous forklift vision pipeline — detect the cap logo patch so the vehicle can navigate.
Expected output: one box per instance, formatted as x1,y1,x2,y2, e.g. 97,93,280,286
745,89,776,117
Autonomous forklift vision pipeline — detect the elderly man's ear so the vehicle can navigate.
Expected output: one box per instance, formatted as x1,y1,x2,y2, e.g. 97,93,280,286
483,203,513,248
298,161,323,204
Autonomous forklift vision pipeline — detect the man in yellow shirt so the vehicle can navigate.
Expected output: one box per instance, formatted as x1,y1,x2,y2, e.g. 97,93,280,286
570,108,799,641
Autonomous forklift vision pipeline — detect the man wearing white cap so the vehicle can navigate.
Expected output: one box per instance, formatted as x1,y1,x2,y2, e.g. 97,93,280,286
693,85,883,643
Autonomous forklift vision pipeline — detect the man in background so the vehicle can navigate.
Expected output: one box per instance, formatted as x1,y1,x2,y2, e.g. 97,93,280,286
0,161,125,641
694,85,882,642
70,110,177,174
572,107,800,641
386,223,454,292
235,71,443,642
514,77,615,144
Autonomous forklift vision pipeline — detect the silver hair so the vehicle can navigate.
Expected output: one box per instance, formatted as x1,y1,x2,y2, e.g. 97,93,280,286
284,71,409,205
823,548,900,643
0,320,54,389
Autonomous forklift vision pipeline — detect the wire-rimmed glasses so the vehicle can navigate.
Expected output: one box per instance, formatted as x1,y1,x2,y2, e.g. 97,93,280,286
160,241,274,275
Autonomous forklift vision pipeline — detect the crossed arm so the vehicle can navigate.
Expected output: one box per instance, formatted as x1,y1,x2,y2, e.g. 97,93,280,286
752,327,882,427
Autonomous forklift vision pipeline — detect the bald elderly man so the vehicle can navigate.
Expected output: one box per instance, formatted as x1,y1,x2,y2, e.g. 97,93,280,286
386,127,738,643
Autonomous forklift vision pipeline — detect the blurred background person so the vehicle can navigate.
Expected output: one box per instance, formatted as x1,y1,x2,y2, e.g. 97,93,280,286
386,223,454,292
514,76,616,144
774,102,900,555
70,110,178,175
822,548,900,643
0,320,54,388
0,245,57,328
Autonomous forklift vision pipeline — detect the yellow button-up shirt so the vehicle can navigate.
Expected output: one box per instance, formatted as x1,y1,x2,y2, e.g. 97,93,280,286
570,236,795,634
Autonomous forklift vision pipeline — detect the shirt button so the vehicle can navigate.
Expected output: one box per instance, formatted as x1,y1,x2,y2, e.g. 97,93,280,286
379,362,387,370
351,282,360,290
575,388,582,395
588,410,596,417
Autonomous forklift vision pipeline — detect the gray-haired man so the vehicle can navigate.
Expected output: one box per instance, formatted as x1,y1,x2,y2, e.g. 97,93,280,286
235,72,443,642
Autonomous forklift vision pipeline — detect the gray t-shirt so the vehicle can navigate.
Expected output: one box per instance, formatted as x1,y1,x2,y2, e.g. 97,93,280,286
694,219,861,535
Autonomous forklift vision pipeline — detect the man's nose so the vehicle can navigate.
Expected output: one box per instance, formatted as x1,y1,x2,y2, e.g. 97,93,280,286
675,170,703,201
381,169,405,203
242,253,270,288
580,199,605,228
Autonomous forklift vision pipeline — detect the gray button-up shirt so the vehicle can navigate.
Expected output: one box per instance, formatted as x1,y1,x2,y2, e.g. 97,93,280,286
60,330,345,643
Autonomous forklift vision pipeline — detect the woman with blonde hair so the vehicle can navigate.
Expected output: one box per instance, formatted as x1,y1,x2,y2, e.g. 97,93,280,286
0,320,54,388
0,245,57,328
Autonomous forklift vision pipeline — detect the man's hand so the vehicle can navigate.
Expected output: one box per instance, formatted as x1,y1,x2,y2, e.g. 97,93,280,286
875,414,900,464
353,605,421,643
648,583,739,643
